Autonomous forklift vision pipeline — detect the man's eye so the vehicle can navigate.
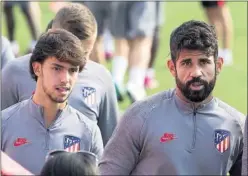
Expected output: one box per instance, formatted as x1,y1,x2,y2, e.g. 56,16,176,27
201,60,210,65
53,67,61,71
70,68,78,73
182,61,191,66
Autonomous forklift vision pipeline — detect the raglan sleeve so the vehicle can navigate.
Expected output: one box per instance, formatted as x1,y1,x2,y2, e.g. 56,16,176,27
98,69,120,146
242,117,248,176
98,102,145,175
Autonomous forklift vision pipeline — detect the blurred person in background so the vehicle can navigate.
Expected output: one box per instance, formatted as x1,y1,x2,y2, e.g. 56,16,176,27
1,36,15,70
49,1,68,13
110,2,157,103
3,1,41,56
83,2,113,65
49,1,115,64
30,2,42,38
201,0,233,66
103,28,115,61
242,117,248,175
40,150,99,176
144,1,165,89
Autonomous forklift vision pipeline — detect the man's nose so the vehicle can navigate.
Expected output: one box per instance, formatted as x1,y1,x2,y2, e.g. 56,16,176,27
60,70,70,83
190,65,203,78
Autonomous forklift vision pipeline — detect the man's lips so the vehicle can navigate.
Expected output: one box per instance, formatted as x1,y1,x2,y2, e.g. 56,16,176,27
190,82,204,90
191,82,203,86
56,87,70,92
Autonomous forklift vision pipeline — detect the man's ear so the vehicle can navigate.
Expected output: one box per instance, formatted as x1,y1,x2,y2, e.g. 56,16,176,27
167,59,176,77
32,62,42,77
216,56,224,75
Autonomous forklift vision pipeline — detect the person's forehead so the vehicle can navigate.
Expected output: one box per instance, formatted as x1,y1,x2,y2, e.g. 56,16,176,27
177,49,212,60
45,56,77,68
179,49,205,57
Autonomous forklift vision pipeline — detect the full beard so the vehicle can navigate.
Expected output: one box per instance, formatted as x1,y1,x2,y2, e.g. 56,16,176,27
176,75,216,103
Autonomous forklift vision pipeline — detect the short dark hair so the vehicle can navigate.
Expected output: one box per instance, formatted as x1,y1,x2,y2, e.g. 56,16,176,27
170,20,218,63
40,152,98,176
30,29,86,81
52,3,97,40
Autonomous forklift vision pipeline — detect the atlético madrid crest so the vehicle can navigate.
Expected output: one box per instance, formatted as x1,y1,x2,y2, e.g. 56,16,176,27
214,129,231,153
64,135,80,152
82,87,96,106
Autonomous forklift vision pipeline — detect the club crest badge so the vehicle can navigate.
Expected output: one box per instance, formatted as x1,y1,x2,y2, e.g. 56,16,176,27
64,135,80,152
82,87,96,106
214,129,230,153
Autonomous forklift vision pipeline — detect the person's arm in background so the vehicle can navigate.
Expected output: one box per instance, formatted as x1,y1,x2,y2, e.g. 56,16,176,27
90,124,104,160
1,151,34,176
229,116,246,176
1,36,15,70
242,117,248,175
98,70,120,146
1,61,20,110
229,147,243,176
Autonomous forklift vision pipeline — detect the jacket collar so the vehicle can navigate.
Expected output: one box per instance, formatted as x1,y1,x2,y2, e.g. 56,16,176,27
173,89,218,114
28,97,67,127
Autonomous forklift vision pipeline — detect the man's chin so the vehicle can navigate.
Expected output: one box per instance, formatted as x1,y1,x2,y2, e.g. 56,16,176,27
185,91,206,103
55,100,67,103
51,96,69,103
188,97,205,103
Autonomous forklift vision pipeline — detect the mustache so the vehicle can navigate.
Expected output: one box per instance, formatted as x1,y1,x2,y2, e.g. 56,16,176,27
186,77,207,86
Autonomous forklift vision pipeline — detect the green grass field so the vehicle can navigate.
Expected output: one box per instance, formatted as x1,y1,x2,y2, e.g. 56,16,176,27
2,2,247,114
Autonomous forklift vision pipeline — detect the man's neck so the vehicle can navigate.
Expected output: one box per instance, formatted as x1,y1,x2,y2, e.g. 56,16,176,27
32,91,66,128
175,87,213,109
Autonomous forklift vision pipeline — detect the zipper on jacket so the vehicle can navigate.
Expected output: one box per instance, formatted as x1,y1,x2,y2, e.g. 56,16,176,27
45,128,50,150
188,106,197,153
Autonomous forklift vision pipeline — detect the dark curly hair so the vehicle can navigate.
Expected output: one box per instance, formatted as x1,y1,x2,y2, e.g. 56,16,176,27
170,20,218,63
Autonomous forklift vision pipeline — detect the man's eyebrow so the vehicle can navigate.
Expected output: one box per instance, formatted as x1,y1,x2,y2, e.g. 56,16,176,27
180,58,192,62
199,57,211,60
70,66,79,70
51,63,64,68
51,63,79,70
